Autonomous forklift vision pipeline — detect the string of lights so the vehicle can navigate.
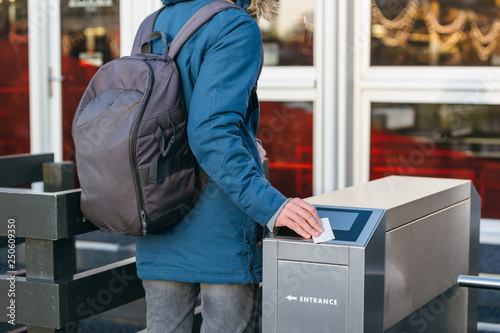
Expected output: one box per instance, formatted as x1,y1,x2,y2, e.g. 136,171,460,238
372,0,500,61
422,1,467,35
371,0,419,46
371,0,420,30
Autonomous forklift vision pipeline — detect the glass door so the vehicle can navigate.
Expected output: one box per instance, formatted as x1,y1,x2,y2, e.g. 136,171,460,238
257,0,317,197
0,0,30,156
60,0,120,162
350,0,500,219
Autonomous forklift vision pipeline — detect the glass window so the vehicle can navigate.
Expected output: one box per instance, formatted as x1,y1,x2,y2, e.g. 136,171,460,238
370,102,500,219
371,0,500,66
0,0,29,156
259,0,314,66
60,0,120,161
258,102,313,198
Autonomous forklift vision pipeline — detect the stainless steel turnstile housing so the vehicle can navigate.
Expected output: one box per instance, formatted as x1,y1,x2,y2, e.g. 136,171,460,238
262,176,480,333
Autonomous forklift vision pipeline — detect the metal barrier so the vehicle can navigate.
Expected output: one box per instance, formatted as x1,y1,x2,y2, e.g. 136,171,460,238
263,176,481,332
0,153,144,332
459,275,500,291
458,274,500,333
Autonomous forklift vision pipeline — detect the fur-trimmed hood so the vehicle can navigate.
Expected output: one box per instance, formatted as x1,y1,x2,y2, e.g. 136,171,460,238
160,0,279,21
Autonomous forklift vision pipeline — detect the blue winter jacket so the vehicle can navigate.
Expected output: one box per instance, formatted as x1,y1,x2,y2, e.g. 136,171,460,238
135,0,287,284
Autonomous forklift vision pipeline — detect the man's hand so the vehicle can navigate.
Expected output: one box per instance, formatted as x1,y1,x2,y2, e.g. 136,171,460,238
256,140,267,163
275,198,324,239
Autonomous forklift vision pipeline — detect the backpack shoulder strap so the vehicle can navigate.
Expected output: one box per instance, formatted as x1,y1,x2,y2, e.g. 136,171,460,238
131,6,166,55
167,1,242,59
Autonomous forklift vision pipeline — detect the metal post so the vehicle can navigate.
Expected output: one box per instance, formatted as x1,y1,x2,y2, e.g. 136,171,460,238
25,238,76,281
24,161,77,280
26,161,76,332
458,275,500,291
43,162,75,192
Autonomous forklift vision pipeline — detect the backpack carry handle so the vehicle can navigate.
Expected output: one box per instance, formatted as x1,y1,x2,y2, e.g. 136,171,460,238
132,1,242,57
167,1,241,59
141,31,169,54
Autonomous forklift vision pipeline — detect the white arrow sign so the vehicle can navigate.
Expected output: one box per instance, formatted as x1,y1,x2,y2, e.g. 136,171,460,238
286,295,297,301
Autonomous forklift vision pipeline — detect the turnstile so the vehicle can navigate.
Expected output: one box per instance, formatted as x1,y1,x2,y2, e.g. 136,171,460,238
263,176,480,332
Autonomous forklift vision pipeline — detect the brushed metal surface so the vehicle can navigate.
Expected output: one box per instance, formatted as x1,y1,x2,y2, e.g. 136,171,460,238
264,176,478,333
468,185,481,333
307,176,471,231
277,241,349,265
263,239,279,333
361,216,386,333
276,261,348,333
458,275,500,291
385,285,468,333
384,200,471,329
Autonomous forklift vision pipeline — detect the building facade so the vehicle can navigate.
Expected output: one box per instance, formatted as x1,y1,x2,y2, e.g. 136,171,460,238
1,0,500,222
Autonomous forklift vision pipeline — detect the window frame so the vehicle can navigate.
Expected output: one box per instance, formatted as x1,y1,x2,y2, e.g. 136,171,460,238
121,0,337,195
353,0,500,185
28,0,63,161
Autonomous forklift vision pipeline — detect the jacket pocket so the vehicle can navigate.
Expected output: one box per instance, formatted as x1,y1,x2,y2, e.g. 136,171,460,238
249,87,259,113
242,225,262,266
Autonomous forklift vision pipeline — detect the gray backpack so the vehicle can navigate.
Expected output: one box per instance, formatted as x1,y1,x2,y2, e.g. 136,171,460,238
72,1,240,236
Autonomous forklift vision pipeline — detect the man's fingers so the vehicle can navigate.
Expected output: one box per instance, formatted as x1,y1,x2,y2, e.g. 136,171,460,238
274,198,326,239
288,222,312,239
280,219,311,239
287,198,324,233
277,201,323,238
291,198,319,218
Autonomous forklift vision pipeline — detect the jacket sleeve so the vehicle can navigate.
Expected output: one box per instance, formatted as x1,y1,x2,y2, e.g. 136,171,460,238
187,12,286,227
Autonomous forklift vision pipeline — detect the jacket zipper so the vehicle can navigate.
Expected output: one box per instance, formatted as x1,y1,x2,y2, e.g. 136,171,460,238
126,56,155,236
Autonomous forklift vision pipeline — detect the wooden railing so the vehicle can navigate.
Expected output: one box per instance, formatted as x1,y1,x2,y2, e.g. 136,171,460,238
0,153,144,333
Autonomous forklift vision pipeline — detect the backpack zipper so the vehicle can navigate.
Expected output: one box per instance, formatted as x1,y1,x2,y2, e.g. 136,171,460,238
141,210,148,235
127,56,155,236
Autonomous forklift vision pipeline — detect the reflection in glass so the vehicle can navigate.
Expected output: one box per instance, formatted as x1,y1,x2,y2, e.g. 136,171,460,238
0,0,29,155
258,102,313,198
370,102,500,219
371,0,500,66
259,0,314,66
60,0,120,162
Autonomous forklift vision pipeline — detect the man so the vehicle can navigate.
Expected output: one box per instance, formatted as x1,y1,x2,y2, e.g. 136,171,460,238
135,1,324,332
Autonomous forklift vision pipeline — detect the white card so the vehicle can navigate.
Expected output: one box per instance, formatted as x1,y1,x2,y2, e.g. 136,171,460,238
312,217,335,244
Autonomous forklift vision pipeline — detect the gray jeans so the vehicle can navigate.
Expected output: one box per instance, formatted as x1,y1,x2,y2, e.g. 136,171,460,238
142,280,259,333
